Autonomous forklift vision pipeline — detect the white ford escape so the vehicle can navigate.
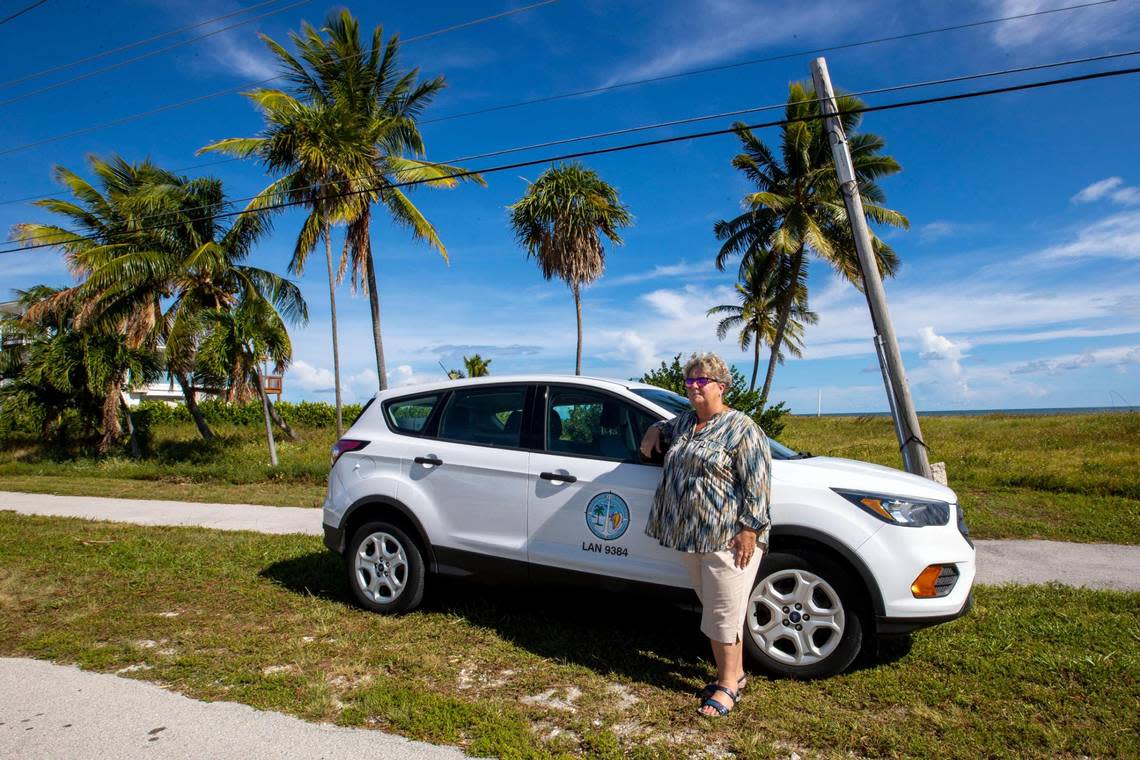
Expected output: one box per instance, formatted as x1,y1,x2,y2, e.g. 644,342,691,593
323,375,975,678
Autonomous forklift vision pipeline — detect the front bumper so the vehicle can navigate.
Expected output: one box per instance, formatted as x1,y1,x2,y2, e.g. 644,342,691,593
875,592,974,635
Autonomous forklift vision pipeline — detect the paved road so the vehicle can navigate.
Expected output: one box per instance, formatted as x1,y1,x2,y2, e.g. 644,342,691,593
3,490,1138,590
0,658,469,760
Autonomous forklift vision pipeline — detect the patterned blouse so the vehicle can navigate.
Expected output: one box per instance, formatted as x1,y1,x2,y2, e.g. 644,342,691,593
644,408,772,553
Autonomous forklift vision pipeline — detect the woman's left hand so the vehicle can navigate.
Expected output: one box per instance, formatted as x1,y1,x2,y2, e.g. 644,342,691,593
727,528,758,569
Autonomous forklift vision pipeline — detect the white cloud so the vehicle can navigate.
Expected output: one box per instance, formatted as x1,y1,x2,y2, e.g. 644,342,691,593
1033,209,1140,262
990,0,1137,51
918,221,957,242
600,260,717,287
1071,177,1140,206
915,326,970,401
197,30,278,81
1010,345,1140,375
601,0,857,85
289,360,335,393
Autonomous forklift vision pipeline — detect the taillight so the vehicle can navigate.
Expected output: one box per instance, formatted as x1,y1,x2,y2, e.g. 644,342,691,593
331,439,368,467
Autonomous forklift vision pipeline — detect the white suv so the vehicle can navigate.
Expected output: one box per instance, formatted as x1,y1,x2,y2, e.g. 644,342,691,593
323,375,974,678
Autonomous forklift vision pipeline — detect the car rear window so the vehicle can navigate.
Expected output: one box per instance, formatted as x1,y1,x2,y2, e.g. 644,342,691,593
385,394,440,433
438,386,527,448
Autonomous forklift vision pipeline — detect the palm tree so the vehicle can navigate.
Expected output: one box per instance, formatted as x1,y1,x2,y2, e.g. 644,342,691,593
202,10,484,392
11,158,174,452
14,157,305,442
714,82,908,406
508,162,633,375
462,354,491,377
196,290,297,464
0,286,160,454
708,256,818,391
198,97,362,435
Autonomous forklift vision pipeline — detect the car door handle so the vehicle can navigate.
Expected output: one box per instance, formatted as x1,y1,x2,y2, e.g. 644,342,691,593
540,471,577,483
414,456,443,466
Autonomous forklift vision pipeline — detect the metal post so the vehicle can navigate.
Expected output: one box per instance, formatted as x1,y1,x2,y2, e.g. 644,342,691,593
811,57,932,478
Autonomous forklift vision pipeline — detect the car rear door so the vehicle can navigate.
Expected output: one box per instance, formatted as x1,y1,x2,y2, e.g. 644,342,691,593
526,384,688,589
403,383,532,567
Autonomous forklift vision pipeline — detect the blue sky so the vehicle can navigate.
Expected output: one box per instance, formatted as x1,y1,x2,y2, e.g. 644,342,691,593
2,0,1139,412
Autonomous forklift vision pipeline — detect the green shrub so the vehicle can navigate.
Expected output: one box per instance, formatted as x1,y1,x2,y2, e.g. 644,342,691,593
638,353,791,438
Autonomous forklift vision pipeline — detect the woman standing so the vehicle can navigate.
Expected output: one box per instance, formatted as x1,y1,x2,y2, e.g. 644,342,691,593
640,352,772,717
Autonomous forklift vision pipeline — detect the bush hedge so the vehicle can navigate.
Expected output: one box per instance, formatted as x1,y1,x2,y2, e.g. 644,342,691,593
134,399,366,428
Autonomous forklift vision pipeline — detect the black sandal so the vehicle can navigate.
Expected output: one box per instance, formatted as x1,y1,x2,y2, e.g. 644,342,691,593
697,685,739,717
699,675,747,702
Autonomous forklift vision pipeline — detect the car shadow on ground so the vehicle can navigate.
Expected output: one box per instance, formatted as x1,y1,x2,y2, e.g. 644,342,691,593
260,551,911,690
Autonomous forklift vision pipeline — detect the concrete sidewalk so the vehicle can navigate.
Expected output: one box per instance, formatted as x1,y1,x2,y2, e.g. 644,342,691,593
0,658,468,760
3,490,1139,591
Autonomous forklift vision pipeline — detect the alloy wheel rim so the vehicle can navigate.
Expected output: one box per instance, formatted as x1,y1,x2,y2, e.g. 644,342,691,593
747,568,845,666
354,531,408,603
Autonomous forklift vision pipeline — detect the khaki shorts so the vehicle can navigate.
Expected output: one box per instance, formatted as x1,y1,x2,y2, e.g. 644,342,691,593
683,548,763,644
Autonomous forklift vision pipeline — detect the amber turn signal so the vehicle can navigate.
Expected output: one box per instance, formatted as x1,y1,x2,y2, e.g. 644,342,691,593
911,565,945,598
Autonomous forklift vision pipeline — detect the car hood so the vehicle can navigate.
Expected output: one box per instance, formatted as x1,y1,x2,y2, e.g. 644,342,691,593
773,455,957,502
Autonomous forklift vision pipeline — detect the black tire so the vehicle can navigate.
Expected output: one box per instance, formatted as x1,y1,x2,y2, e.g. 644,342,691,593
345,521,426,613
742,551,865,679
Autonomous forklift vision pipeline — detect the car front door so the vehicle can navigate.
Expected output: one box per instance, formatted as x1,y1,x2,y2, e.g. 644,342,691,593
526,384,688,589
404,384,532,567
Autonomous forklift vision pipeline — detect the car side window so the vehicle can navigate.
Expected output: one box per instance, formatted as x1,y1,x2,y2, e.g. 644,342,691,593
546,388,648,462
385,394,440,433
438,386,527,448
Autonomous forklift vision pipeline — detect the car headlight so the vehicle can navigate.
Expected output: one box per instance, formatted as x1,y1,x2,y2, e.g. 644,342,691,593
832,489,950,527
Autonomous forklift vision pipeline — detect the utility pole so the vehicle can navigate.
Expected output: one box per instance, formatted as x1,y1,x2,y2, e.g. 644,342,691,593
811,57,932,478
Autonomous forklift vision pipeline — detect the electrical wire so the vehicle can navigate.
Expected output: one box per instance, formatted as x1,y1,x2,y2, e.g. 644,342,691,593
13,49,1138,231
3,62,1137,256
0,0,559,159
0,0,1110,197
0,0,48,26
0,0,312,107
419,0,1122,125
0,0,300,90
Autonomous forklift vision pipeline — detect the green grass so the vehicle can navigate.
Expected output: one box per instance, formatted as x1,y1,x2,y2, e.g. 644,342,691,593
1,411,1138,542
1,513,1137,759
781,412,1140,543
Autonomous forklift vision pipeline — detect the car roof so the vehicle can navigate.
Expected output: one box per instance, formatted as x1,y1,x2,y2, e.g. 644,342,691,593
373,374,668,400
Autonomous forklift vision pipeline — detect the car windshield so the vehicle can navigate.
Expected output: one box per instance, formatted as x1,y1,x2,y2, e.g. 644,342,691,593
632,388,802,460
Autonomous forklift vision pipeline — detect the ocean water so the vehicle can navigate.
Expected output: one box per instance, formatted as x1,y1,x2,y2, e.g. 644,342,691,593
806,406,1140,418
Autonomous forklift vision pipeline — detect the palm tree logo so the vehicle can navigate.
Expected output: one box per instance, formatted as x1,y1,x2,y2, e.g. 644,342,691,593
585,493,629,541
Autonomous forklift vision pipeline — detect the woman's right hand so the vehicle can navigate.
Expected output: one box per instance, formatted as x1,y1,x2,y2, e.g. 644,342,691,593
639,425,663,459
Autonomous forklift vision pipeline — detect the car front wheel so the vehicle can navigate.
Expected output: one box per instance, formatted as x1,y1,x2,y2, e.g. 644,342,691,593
743,551,864,678
346,521,426,613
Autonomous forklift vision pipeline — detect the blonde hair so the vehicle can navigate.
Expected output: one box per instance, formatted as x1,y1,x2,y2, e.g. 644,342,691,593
683,352,731,385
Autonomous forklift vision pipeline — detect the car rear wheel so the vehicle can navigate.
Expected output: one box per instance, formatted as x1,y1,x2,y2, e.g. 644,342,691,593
743,551,864,679
346,521,425,613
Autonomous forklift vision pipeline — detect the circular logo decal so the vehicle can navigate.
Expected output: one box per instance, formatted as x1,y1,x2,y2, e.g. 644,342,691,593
585,492,630,541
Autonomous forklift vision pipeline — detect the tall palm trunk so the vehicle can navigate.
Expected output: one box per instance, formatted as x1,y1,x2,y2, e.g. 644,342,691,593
750,336,760,392
324,227,344,435
119,392,141,457
254,366,278,467
98,377,123,454
265,392,299,441
572,281,583,375
364,244,387,391
175,370,214,441
758,249,805,409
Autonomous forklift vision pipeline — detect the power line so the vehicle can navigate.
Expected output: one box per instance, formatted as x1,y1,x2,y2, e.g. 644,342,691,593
0,0,312,107
0,0,1106,162
17,49,1139,230
0,0,299,90
0,0,48,26
0,0,559,159
420,0,1122,125
4,62,1137,256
